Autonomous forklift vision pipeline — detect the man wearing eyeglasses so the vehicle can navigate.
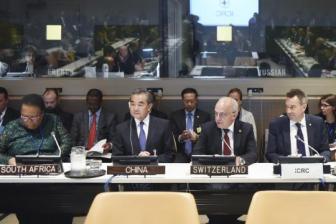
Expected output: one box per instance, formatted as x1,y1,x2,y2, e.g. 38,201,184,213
0,94,71,165
193,96,257,165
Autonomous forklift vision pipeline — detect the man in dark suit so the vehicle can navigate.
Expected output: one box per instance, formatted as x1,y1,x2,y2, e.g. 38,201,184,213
71,89,117,152
266,89,330,163
170,88,210,162
43,88,73,131
113,88,174,162
193,96,257,165
0,87,20,133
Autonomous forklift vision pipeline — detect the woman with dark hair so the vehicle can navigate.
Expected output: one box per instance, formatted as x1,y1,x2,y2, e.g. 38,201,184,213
316,94,333,119
320,95,336,142
320,94,336,159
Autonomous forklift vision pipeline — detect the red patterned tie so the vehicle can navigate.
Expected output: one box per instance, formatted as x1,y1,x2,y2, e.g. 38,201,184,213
87,113,97,149
223,129,231,155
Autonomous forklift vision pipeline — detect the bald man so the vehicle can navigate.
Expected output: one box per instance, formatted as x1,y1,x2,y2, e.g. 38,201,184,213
43,89,73,131
193,97,257,165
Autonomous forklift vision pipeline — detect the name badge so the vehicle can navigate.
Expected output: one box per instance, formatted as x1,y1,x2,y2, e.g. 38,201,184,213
190,165,248,176
281,163,323,179
107,165,165,175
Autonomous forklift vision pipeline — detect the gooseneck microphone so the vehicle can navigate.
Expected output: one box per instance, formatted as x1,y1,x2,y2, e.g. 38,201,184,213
51,131,62,157
295,135,320,156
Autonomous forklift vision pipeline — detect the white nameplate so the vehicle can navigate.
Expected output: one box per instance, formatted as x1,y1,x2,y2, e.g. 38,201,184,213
281,163,323,179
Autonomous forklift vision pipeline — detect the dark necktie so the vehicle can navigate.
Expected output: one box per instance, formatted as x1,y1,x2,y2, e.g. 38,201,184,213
139,121,147,151
295,123,306,156
87,113,97,149
223,129,231,155
185,112,193,155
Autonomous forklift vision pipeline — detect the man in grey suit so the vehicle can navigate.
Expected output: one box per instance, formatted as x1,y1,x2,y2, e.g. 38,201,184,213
193,96,257,165
71,89,117,152
112,88,174,162
266,89,330,163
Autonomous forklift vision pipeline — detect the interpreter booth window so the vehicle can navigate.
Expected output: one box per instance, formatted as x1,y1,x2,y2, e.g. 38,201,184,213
172,0,336,78
0,0,162,78
1,0,336,78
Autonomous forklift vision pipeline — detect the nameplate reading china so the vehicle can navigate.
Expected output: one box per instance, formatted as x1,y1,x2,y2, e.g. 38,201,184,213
281,163,323,179
0,164,62,175
191,165,248,176
107,165,165,175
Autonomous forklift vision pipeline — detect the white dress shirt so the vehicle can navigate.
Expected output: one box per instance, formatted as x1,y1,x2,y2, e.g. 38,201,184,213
290,115,310,156
222,122,235,155
134,114,150,139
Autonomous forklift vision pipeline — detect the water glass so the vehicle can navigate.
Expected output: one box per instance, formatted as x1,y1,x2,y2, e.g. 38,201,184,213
70,146,86,171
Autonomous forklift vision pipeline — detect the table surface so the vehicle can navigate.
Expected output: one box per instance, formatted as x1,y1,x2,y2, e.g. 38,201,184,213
1,162,335,184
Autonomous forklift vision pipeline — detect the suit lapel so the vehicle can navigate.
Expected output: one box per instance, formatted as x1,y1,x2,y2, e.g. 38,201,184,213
305,115,314,147
282,117,291,155
146,116,154,151
214,126,223,155
179,110,186,131
84,112,89,142
194,109,201,132
131,119,141,155
97,110,105,140
233,121,242,155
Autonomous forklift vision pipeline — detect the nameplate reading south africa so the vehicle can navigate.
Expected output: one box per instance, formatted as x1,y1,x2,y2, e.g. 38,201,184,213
0,164,61,175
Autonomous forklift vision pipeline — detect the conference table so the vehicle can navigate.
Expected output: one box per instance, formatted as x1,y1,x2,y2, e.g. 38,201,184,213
0,162,335,216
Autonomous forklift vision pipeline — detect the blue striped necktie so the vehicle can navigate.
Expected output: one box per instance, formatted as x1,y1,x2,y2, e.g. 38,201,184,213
185,112,193,155
139,121,147,151
296,123,306,156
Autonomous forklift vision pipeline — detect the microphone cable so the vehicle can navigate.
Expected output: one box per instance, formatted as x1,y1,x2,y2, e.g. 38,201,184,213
104,174,117,192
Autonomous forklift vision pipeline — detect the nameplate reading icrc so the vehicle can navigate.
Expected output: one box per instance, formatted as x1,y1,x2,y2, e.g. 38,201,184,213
107,165,165,175
281,163,323,179
191,165,248,175
0,164,62,175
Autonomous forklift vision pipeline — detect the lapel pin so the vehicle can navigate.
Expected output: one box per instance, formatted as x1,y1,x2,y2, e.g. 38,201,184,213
239,129,242,133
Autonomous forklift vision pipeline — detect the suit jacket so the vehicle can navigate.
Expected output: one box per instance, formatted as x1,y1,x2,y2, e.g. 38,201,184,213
46,106,73,132
112,116,174,162
266,114,330,163
71,109,117,148
2,107,20,126
193,120,257,165
170,108,210,162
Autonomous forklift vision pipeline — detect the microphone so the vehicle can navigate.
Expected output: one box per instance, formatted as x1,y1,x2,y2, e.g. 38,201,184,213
51,131,62,157
221,129,233,156
129,118,134,155
295,135,320,156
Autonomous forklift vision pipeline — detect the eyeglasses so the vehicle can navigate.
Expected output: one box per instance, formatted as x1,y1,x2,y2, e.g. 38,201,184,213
321,104,331,108
21,114,41,122
214,111,234,119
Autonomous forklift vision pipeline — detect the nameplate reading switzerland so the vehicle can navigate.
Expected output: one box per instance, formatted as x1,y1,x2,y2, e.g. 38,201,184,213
107,165,165,175
191,165,248,176
0,164,62,175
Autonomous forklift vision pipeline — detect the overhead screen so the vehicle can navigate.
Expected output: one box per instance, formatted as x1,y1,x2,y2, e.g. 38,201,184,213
190,0,259,26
